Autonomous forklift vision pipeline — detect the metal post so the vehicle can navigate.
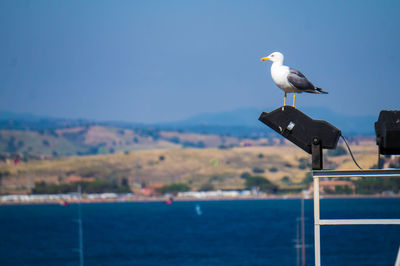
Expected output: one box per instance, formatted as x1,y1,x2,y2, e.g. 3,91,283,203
78,185,84,266
296,219,300,266
312,138,323,170
301,197,305,266
313,174,321,266
395,246,400,266
311,169,400,265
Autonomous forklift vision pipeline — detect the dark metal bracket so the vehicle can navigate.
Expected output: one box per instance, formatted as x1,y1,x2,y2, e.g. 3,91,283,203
312,137,323,170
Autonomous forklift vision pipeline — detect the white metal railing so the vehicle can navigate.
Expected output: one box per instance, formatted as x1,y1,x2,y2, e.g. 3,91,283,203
312,169,400,266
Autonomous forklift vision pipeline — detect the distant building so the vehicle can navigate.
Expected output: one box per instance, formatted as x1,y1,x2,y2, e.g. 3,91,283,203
67,176,95,184
133,183,164,196
240,140,256,147
308,180,355,194
178,190,251,199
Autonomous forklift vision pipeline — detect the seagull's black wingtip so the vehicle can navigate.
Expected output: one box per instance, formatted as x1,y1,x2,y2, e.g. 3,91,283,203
316,87,328,94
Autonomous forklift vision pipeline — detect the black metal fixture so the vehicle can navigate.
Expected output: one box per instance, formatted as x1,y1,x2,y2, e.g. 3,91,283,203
375,110,400,168
259,106,341,170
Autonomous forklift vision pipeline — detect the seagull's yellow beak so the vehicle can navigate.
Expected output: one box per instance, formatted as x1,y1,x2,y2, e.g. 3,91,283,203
261,57,270,61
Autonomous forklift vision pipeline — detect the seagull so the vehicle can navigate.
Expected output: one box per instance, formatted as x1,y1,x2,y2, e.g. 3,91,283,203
261,52,327,107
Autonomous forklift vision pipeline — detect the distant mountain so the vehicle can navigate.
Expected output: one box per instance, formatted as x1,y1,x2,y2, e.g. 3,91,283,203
165,107,377,136
0,110,53,121
296,107,377,136
0,107,377,136
0,108,377,158
0,111,144,131
166,108,261,127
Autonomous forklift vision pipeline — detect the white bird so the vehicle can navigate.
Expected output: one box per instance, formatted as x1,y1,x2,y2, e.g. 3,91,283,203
261,52,327,107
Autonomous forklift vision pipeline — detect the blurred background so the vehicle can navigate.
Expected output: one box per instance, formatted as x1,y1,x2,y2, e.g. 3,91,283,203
0,1,399,265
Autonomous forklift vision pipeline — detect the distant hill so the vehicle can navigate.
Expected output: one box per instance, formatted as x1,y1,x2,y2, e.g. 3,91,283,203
0,107,377,158
0,110,53,121
0,125,182,157
0,107,377,137
164,107,377,136
0,107,377,135
0,110,268,138
166,107,261,127
0,139,378,194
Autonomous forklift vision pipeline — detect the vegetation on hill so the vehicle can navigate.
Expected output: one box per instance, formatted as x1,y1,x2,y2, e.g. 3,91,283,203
355,177,400,194
0,130,89,157
0,125,275,158
0,139,378,195
157,183,190,195
327,145,347,157
244,176,278,193
32,179,131,194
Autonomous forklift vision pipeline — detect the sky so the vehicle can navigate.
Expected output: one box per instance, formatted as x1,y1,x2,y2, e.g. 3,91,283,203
0,0,399,123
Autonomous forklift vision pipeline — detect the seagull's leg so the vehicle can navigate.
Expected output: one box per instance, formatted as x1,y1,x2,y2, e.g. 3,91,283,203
292,93,296,108
284,92,287,106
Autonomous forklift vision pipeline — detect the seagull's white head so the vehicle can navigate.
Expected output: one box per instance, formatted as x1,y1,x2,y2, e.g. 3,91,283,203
261,52,284,64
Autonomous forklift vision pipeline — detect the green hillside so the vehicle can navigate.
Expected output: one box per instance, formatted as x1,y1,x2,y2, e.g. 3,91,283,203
0,130,87,157
0,125,272,158
0,126,178,157
0,140,378,194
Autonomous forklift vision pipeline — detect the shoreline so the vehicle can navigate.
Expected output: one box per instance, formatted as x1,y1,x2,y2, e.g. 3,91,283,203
1,194,399,206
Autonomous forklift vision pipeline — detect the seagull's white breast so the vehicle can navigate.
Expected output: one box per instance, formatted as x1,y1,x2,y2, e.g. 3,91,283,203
270,64,297,93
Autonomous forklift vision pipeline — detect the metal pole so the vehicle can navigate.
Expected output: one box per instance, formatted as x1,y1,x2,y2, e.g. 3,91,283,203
296,219,300,266
301,197,305,266
311,169,400,265
319,219,400,225
78,185,84,266
313,174,321,266
395,246,400,266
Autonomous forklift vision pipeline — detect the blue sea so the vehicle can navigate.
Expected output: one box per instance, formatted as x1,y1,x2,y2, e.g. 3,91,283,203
1,198,399,265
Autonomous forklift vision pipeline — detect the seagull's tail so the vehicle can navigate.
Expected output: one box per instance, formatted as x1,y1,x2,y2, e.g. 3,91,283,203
316,87,328,94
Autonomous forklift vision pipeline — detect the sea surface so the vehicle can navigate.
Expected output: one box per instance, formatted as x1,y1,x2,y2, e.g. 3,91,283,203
0,198,399,266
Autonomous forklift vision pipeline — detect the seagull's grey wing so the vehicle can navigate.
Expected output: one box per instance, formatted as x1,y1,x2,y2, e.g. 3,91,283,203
287,68,317,93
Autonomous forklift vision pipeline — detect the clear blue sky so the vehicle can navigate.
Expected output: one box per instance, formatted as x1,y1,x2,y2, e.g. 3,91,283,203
0,0,399,123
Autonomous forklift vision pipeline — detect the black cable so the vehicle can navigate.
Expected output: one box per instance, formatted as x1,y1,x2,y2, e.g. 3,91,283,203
340,134,363,170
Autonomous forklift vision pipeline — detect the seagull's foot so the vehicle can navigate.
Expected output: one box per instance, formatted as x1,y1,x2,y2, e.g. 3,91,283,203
292,93,296,108
284,92,287,107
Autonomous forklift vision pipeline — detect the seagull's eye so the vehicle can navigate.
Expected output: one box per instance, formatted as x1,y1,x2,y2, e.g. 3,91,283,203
271,54,274,57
